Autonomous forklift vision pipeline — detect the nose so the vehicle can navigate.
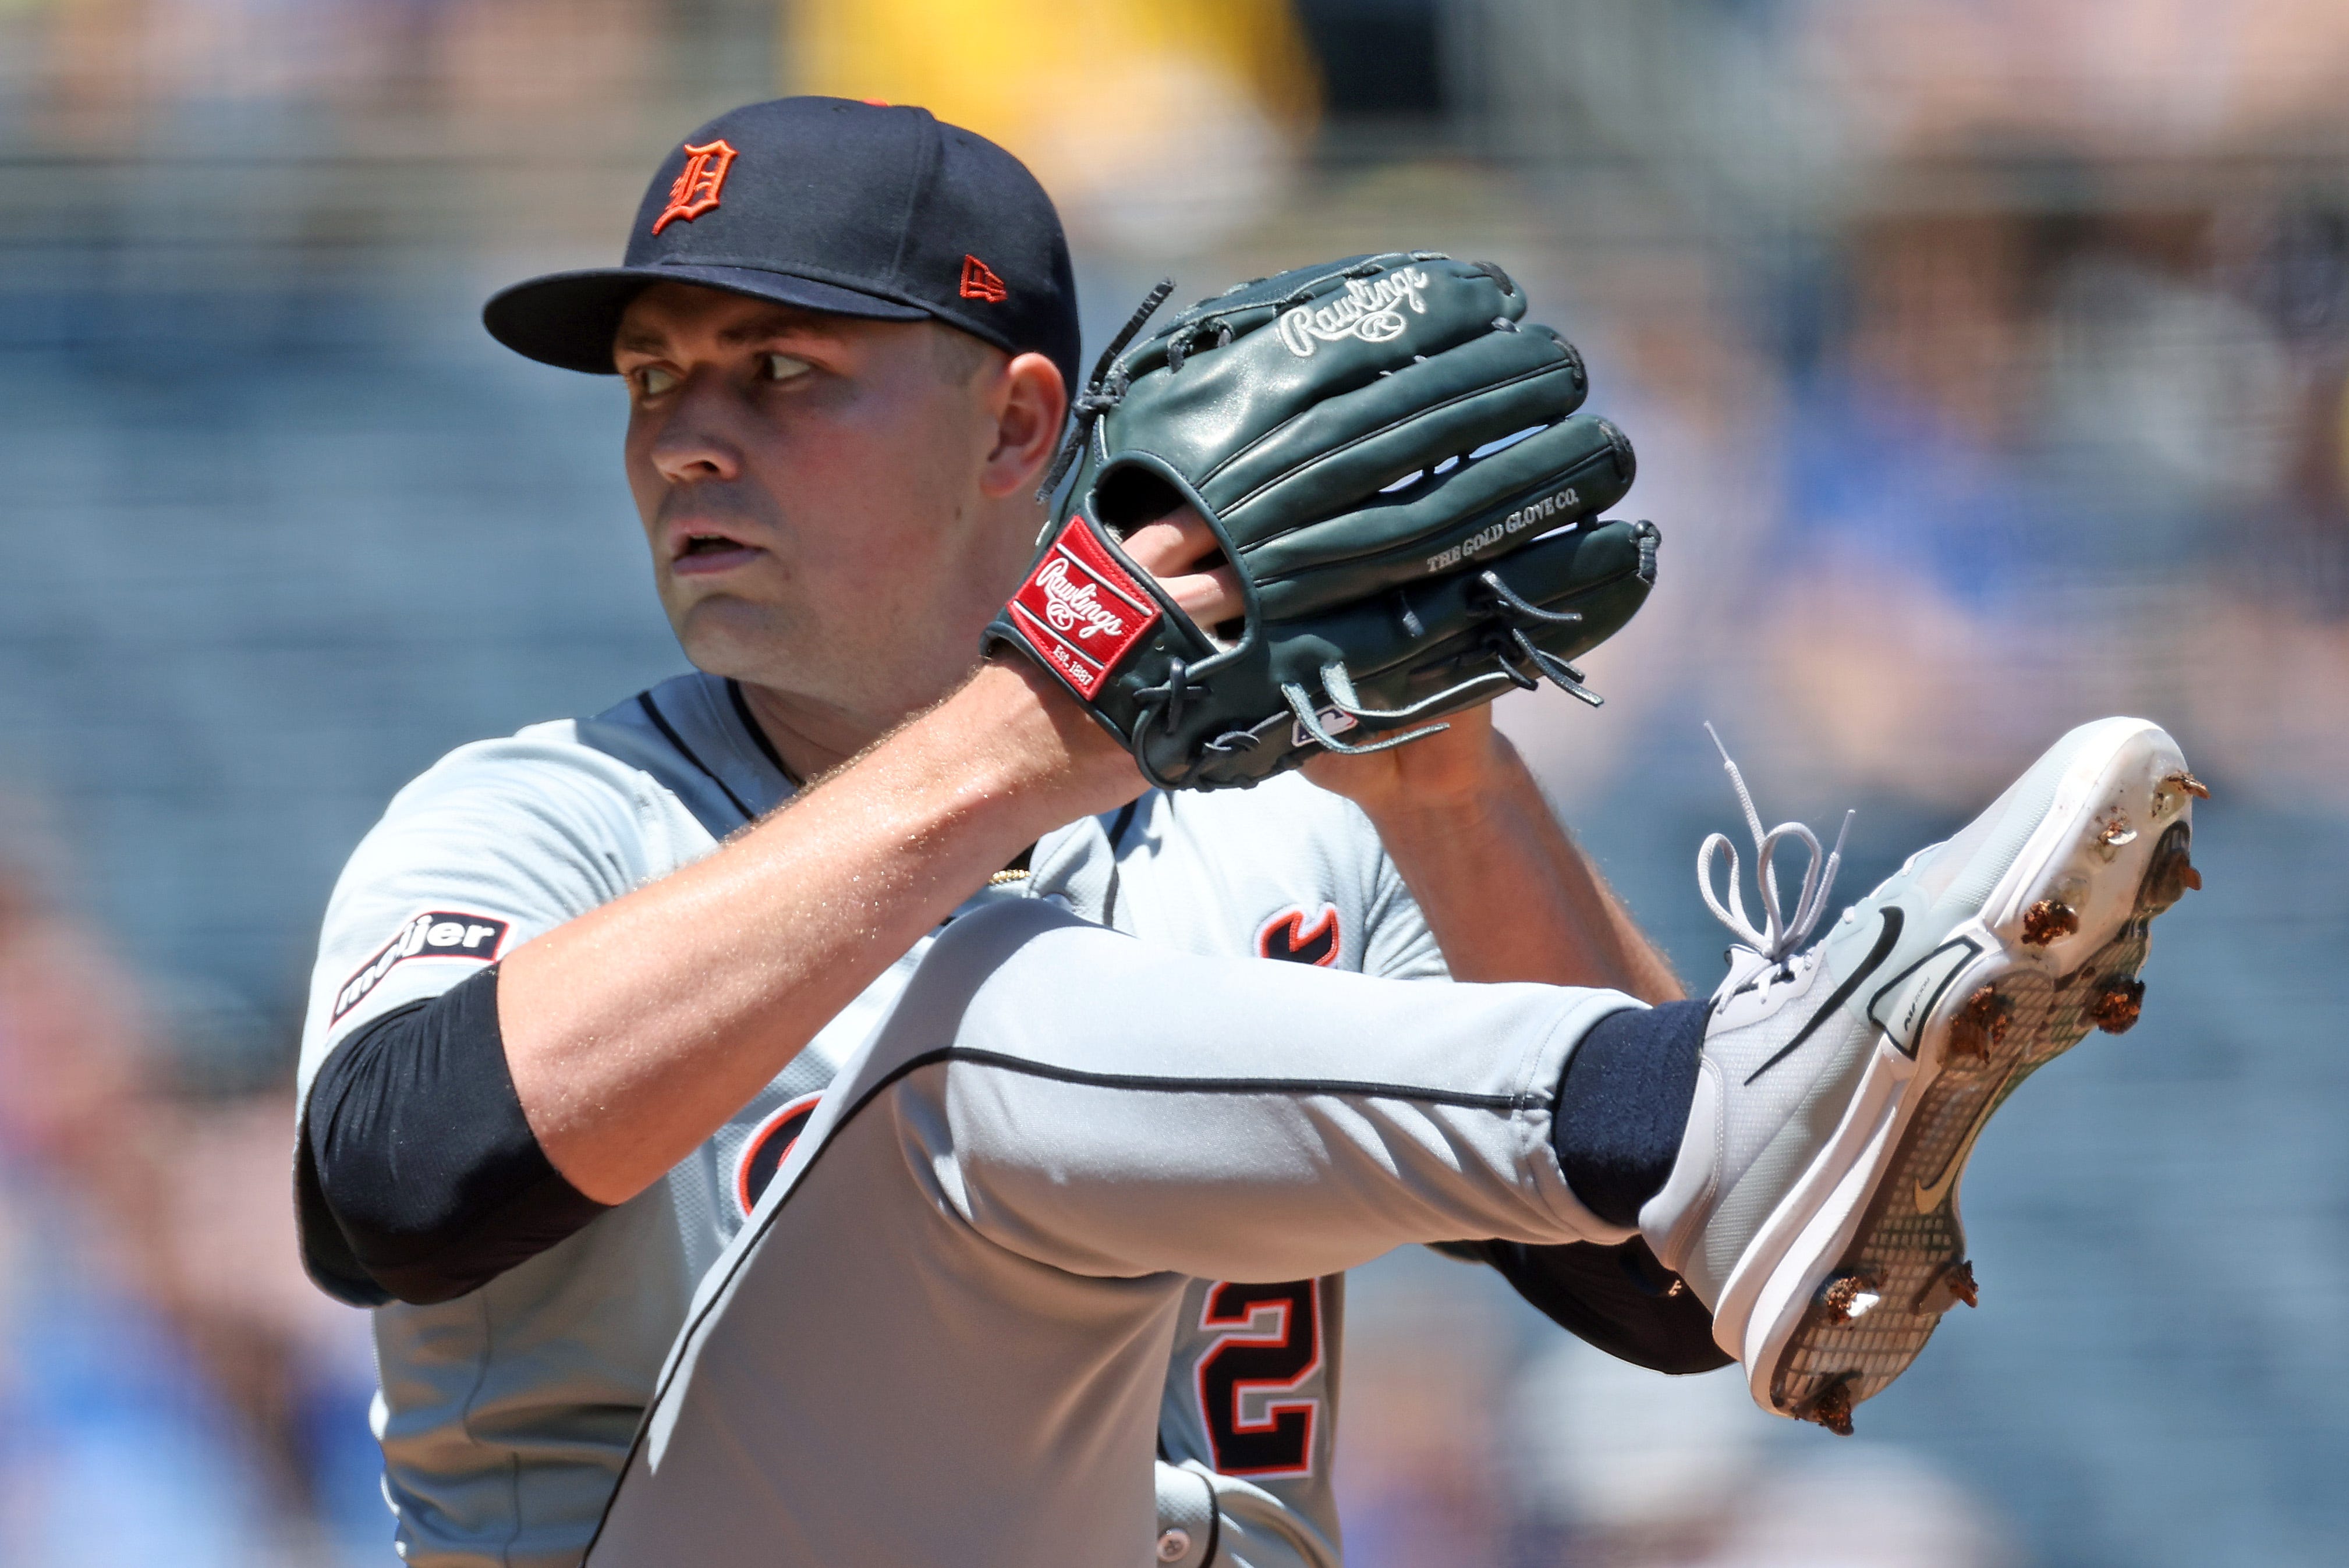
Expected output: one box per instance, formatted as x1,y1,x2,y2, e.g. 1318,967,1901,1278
647,370,746,486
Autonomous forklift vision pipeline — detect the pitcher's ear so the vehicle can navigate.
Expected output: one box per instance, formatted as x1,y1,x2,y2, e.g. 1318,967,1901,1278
979,352,1068,501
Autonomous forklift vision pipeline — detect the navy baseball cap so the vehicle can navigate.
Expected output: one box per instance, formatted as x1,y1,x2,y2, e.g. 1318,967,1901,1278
483,97,1080,392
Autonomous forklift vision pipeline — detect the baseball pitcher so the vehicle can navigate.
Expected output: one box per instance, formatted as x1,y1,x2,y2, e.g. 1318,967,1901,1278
294,98,2201,1568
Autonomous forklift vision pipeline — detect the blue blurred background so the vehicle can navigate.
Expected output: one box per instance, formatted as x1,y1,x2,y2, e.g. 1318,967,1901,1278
1,1,2344,1563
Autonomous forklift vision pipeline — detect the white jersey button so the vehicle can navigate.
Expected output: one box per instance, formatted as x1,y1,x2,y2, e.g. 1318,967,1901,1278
1156,1526,1193,1561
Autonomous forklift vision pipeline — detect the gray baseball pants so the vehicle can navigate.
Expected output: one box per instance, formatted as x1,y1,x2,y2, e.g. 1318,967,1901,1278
587,899,1638,1567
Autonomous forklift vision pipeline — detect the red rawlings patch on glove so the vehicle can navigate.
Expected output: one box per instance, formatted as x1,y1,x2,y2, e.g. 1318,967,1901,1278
1005,516,1161,699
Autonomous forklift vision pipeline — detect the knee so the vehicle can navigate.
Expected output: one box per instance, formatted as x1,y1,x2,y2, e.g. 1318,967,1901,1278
858,896,1100,1063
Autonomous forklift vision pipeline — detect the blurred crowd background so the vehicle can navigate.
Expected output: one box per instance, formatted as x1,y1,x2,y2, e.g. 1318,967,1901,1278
2,0,2345,1563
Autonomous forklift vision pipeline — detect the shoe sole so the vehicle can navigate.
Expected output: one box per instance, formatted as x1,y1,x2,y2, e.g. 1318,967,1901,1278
1718,719,2202,1432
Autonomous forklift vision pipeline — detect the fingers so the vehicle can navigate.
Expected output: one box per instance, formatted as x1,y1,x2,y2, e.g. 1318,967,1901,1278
1121,505,1243,630
1119,505,1220,575
1161,563,1243,627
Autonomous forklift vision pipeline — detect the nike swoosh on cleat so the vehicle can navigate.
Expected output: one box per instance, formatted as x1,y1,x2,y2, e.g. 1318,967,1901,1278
1741,907,1905,1087
1866,935,1986,1059
1912,1095,2001,1213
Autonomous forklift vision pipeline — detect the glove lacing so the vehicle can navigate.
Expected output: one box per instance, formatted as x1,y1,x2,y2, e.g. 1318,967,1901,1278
1697,723,1853,970
1471,570,1600,707
1036,278,1176,504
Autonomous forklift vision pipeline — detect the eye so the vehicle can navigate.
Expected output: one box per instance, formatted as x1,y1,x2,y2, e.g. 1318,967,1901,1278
634,365,679,399
763,352,813,383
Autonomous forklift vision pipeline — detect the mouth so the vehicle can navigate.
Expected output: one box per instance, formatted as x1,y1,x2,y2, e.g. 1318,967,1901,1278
668,526,763,575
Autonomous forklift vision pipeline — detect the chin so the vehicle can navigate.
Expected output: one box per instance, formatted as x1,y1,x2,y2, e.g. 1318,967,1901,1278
669,598,799,686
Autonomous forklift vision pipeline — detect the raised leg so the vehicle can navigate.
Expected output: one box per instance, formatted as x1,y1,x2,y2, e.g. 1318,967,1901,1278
588,899,1636,1567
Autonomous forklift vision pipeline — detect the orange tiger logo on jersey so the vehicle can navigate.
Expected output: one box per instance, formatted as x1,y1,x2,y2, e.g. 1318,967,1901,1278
1257,905,1340,967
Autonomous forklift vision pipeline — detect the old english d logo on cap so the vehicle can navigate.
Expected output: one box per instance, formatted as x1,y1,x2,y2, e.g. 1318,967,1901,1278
651,139,738,235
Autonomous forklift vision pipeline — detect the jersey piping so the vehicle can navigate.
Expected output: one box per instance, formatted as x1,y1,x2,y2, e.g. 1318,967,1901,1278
634,693,756,825
303,668,1435,1568
569,673,796,841
724,679,796,781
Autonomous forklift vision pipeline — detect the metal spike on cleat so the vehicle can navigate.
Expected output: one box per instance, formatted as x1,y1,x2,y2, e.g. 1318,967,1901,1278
1820,1273,1882,1323
1912,1259,1979,1314
1940,1259,1979,1310
2152,771,2207,823
2090,976,2146,1034
2144,824,2201,913
2021,899,2079,946
1949,985,2009,1062
1805,1379,1856,1436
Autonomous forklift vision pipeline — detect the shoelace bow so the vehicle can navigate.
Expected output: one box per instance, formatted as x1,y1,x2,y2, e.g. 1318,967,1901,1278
1696,723,1853,969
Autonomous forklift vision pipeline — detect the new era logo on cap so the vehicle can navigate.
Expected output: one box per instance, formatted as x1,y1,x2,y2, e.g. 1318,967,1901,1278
959,254,1008,303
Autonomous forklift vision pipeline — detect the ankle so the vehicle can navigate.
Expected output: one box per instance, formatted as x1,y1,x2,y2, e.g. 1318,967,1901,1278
1551,999,1708,1228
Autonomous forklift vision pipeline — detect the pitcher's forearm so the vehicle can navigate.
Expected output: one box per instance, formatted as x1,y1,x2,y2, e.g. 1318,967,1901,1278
1365,736,1682,999
499,660,1138,1203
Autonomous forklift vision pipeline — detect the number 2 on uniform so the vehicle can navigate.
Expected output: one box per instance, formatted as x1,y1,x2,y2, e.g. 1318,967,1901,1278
1194,1278,1322,1477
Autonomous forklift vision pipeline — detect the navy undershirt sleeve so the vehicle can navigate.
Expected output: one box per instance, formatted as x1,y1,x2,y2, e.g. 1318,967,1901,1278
303,965,610,1306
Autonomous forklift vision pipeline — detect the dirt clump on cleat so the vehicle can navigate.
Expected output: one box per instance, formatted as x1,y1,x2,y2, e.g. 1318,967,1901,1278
1948,985,2010,1062
1820,1273,1882,1323
2021,899,2079,946
2090,976,2146,1034
2162,770,2210,801
1804,1379,1856,1436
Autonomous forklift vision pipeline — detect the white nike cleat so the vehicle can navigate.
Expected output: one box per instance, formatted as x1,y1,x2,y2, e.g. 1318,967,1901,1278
1640,718,2203,1434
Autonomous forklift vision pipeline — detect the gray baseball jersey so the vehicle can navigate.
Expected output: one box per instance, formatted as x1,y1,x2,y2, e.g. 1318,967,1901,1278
296,671,1448,1568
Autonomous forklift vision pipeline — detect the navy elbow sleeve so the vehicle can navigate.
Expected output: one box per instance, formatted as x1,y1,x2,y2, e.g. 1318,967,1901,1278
303,966,608,1305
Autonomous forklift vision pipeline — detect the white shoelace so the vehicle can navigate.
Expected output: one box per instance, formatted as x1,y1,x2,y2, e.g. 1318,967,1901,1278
1697,723,1854,967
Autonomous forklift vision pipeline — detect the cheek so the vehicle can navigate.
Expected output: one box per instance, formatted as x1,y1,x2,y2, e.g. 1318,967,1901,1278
809,409,943,496
840,377,983,487
762,401,968,547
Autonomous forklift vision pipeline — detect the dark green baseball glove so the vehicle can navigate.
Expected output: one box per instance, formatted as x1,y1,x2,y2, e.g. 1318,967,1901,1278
983,251,1659,791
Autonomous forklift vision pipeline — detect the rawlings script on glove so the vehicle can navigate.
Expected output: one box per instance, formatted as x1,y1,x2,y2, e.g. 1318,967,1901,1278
984,251,1659,791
